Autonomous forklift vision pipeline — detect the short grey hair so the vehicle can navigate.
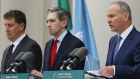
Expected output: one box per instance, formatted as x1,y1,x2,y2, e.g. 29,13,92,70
111,1,132,21
48,7,70,29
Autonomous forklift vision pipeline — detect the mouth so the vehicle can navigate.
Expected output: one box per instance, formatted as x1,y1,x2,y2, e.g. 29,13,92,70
109,24,113,27
49,29,53,33
49,29,53,31
109,23,112,26
6,32,11,35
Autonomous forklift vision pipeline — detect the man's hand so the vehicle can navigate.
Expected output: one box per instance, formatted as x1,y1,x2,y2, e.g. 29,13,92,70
98,66,114,77
31,70,43,77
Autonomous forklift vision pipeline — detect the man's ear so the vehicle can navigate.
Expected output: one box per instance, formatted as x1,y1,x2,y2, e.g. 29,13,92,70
62,20,68,28
123,12,129,21
20,23,25,30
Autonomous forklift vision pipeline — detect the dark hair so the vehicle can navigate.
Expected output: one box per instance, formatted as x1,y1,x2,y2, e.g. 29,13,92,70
48,7,70,29
4,10,26,30
111,1,132,21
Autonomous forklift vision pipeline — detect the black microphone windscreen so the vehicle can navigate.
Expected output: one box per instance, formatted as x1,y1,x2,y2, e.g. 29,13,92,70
69,48,79,58
74,47,88,61
20,52,34,64
14,52,25,61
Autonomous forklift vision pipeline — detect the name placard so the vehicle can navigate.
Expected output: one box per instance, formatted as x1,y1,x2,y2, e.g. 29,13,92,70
0,73,29,79
43,70,84,79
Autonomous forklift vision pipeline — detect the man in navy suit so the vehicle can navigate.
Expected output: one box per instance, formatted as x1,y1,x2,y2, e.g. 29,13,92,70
99,1,140,79
31,7,85,77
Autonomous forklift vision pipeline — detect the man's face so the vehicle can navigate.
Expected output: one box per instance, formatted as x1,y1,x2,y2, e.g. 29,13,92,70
4,18,24,42
107,4,125,34
47,12,66,38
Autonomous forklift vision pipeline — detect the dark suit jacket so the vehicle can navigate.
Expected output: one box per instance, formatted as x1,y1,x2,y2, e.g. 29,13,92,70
106,27,140,79
1,35,42,74
42,31,85,71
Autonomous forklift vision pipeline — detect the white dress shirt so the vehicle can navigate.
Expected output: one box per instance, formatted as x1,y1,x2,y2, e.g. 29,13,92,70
54,30,68,53
11,33,26,54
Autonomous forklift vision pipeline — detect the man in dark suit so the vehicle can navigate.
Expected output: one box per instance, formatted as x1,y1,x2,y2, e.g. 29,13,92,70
99,1,140,79
31,7,85,77
1,10,42,74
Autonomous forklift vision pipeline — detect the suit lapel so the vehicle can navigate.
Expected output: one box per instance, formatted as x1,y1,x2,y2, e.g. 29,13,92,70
2,47,10,64
1,46,10,73
45,39,53,70
51,32,71,69
6,35,29,68
114,28,136,64
108,36,117,65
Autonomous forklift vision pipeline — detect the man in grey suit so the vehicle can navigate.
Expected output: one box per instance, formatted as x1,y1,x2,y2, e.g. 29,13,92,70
1,10,42,74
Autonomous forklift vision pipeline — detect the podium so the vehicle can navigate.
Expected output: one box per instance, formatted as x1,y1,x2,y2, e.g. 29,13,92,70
42,70,107,79
0,71,108,79
43,70,84,79
0,73,29,79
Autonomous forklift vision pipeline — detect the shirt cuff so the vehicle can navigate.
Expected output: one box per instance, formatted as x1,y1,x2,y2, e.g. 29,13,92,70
113,65,115,76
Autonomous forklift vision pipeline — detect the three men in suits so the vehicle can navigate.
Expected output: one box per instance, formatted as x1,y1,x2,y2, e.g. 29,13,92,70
1,10,42,74
31,7,85,77
99,1,140,79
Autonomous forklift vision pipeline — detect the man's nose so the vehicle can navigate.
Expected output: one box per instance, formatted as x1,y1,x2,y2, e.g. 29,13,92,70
5,26,10,32
107,18,111,24
47,22,51,27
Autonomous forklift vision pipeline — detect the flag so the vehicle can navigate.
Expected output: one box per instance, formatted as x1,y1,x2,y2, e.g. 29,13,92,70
72,0,100,70
58,0,72,31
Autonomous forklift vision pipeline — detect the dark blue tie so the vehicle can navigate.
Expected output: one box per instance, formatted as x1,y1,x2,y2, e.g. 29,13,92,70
113,36,122,63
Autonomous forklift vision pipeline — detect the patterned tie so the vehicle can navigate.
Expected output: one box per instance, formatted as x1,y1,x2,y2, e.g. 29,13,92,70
113,36,122,63
50,39,58,69
5,44,14,71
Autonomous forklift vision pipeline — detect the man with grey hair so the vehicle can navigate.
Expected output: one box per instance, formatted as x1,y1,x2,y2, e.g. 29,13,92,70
99,1,140,79
31,7,85,77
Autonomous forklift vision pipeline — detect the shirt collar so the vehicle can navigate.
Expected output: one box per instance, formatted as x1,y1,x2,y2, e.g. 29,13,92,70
119,24,133,40
11,33,26,46
54,30,67,42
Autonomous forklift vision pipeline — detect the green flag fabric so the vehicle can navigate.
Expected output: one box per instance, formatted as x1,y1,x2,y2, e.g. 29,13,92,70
58,0,72,31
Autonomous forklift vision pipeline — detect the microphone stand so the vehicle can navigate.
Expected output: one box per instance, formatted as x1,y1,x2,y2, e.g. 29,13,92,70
66,58,78,70
8,61,26,74
60,60,68,70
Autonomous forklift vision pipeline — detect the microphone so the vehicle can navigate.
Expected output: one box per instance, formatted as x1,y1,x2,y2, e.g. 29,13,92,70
14,52,26,61
6,52,25,74
11,52,34,73
66,47,88,70
60,48,79,70
20,51,34,64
